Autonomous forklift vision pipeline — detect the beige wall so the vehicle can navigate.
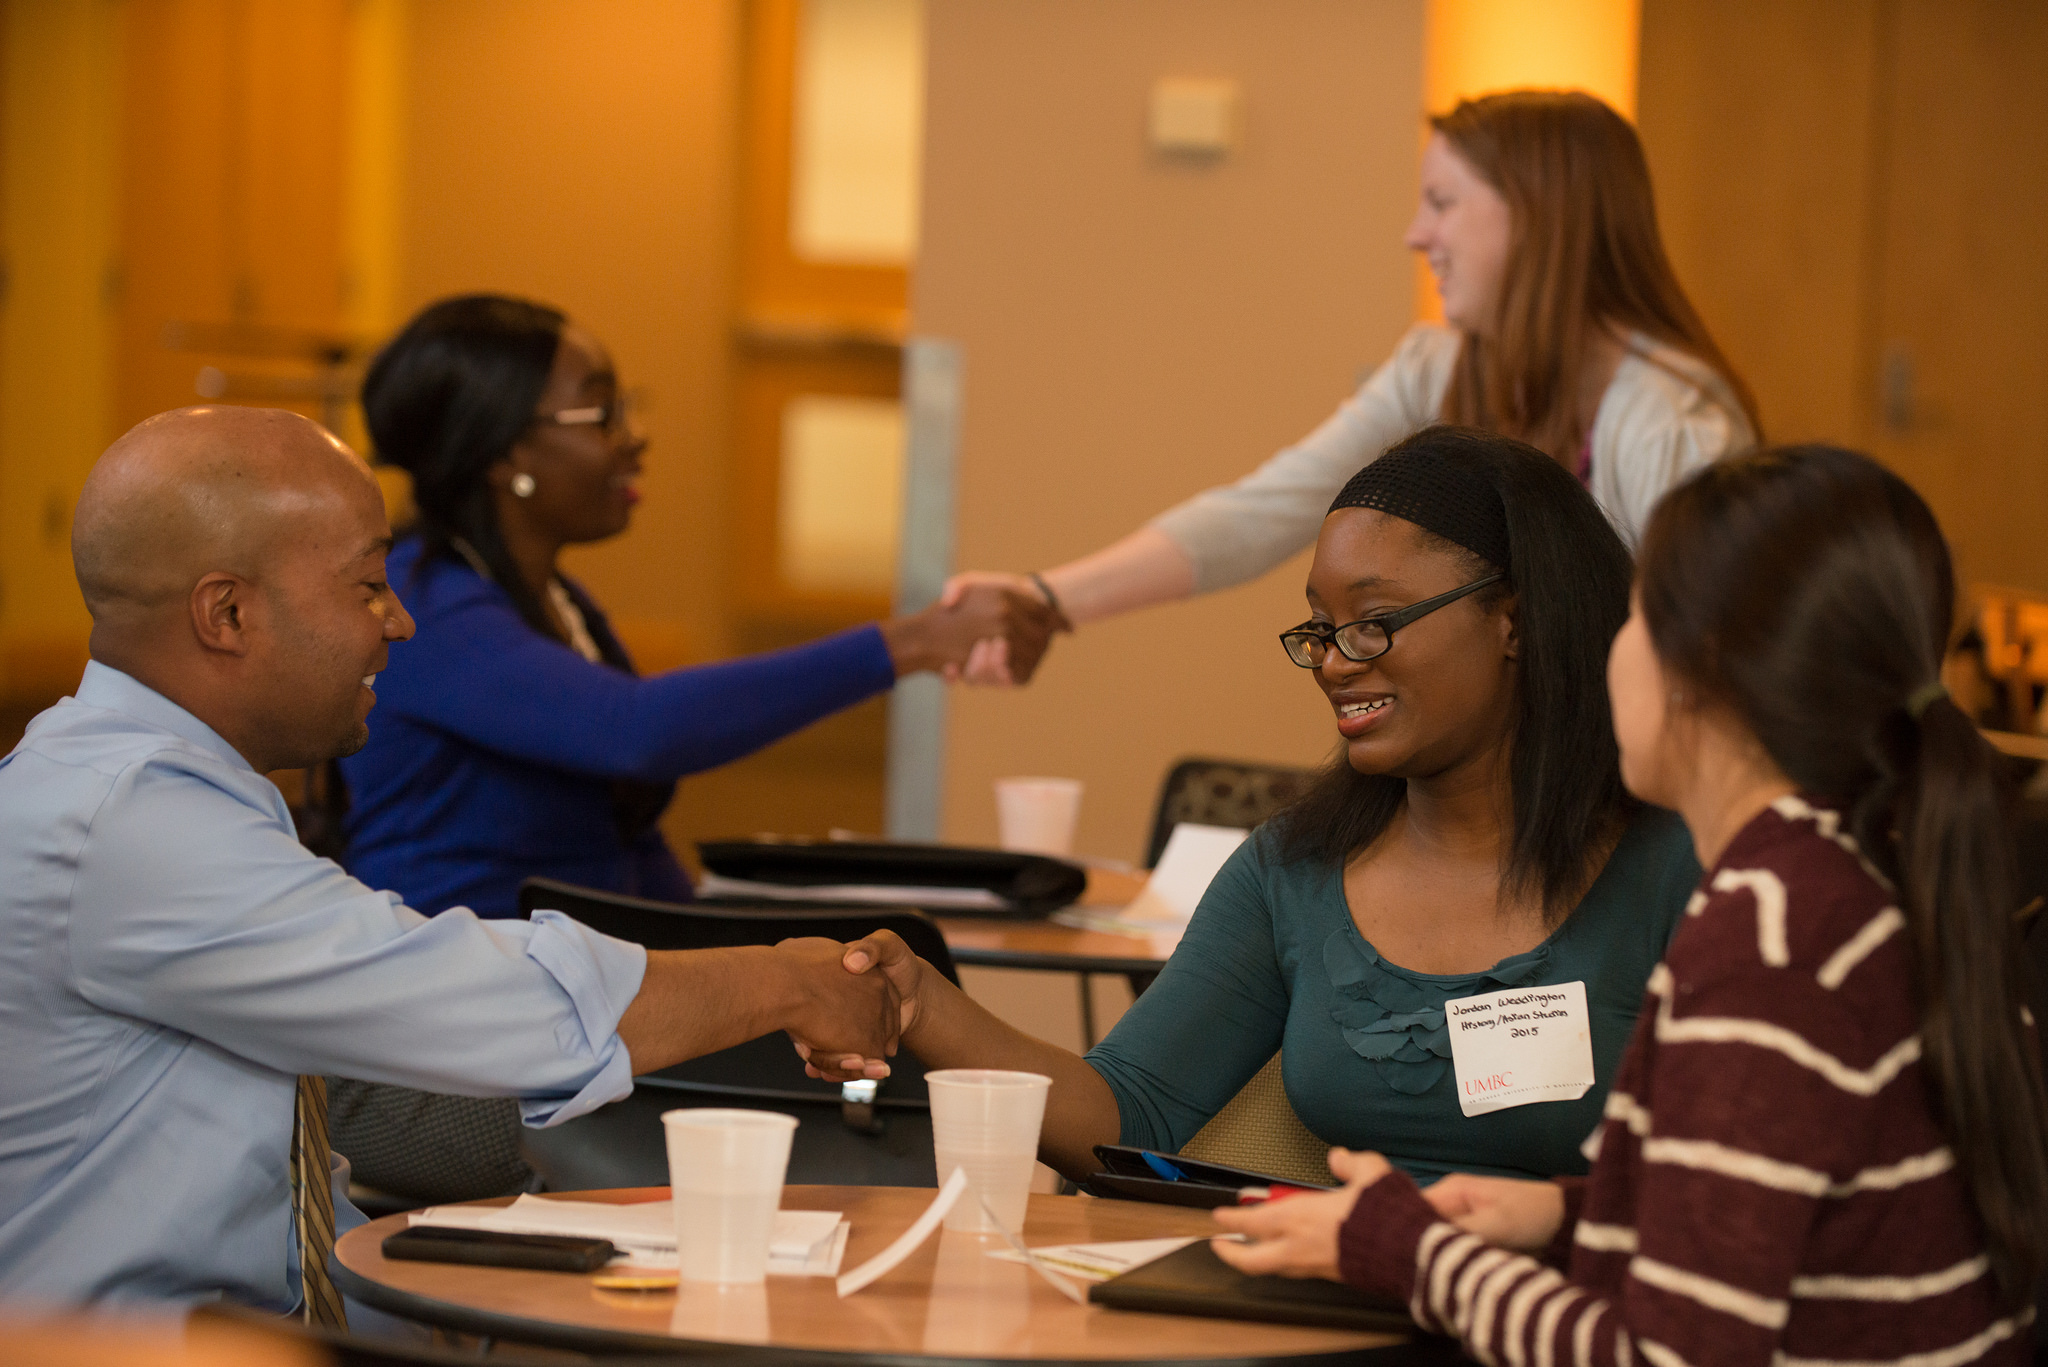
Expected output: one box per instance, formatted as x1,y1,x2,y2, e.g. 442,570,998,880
396,0,745,667
917,0,1428,863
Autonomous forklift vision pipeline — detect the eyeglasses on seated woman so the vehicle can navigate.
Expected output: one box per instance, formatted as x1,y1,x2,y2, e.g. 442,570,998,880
1211,445,2048,1367
799,424,1702,1203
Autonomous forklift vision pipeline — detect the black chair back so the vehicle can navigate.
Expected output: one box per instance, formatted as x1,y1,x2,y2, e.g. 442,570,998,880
1143,756,1314,869
515,878,951,1190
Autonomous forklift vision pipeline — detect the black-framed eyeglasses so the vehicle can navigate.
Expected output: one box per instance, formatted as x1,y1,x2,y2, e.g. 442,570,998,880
534,389,641,437
1278,573,1506,668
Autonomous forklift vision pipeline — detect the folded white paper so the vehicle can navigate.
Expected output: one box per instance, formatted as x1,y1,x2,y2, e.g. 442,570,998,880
692,872,1008,911
408,1195,847,1275
987,1236,1202,1282
1100,823,1248,928
835,1167,966,1297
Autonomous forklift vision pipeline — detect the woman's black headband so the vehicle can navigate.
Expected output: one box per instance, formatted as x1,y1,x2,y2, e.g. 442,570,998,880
1327,439,1512,572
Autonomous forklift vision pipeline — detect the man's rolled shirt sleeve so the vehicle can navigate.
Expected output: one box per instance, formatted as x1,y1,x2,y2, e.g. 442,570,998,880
67,748,647,1122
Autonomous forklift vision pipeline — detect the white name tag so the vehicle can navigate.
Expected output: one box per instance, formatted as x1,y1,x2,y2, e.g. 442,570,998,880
1444,980,1596,1117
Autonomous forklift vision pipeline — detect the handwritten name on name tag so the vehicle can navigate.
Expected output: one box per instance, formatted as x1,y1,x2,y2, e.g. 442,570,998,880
1444,980,1596,1117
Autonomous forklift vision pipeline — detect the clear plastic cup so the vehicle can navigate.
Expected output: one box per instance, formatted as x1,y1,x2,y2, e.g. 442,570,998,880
994,778,1083,856
925,1069,1052,1234
662,1108,798,1283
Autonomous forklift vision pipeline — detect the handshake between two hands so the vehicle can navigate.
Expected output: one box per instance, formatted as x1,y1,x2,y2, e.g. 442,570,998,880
770,930,927,1082
886,573,1069,688
766,930,1569,1291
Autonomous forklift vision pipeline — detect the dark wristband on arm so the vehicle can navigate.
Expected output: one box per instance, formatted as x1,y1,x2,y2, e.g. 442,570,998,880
1028,572,1062,615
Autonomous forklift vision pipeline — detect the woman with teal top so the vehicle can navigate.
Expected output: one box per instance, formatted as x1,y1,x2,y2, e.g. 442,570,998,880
802,426,1699,1184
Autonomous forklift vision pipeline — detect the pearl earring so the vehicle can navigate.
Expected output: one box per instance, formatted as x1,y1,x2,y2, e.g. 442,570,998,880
510,473,536,498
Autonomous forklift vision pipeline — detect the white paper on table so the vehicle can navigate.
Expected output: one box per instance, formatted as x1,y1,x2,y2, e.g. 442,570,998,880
1111,824,1248,927
835,1167,967,1297
971,1193,1088,1305
691,872,1007,911
1049,909,1187,959
408,1195,848,1275
986,1236,1202,1283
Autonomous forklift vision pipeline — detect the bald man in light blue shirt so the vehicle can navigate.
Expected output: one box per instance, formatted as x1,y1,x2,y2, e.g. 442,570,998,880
0,407,898,1317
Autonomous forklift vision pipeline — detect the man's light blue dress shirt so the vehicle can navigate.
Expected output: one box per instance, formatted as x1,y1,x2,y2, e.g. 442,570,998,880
0,662,648,1312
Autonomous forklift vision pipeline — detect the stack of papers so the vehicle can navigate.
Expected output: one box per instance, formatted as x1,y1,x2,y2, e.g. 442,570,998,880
409,1194,849,1276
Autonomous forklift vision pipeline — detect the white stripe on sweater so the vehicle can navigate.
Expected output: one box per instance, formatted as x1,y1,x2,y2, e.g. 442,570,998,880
1533,1284,1574,1367
1630,1254,1790,1329
1828,1146,1955,1195
1473,1256,1539,1365
1454,1248,1517,1331
1575,1222,1640,1253
1637,1339,1696,1367
1774,1305,2032,1367
1502,1266,1568,1367
1649,964,1922,1096
1428,1230,1486,1329
1642,1136,1832,1196
1816,908,1905,990
1770,795,1894,891
1605,1089,1653,1136
1713,867,1790,965
1411,1222,1458,1329
1790,1255,1989,1301
1572,1301,1608,1367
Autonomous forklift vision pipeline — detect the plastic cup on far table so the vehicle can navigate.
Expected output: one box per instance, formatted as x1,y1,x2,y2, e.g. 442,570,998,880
662,1108,799,1283
926,1069,1053,1234
994,777,1083,857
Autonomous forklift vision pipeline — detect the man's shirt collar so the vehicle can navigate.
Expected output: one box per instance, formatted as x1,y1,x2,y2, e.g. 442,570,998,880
72,660,254,773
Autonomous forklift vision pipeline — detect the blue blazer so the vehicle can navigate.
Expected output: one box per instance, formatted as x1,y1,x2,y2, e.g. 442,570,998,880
339,537,898,917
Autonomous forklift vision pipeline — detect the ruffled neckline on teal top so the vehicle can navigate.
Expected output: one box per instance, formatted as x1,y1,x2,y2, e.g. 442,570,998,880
1322,913,1564,1097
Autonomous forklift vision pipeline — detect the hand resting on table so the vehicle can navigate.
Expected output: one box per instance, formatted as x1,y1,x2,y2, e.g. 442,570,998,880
1209,1149,1569,1282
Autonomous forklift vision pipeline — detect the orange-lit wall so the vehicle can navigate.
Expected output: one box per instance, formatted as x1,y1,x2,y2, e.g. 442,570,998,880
1414,0,1642,320
392,0,745,670
1426,0,1640,115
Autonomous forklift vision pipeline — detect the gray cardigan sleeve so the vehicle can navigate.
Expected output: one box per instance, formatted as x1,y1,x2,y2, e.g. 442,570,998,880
1146,324,1459,594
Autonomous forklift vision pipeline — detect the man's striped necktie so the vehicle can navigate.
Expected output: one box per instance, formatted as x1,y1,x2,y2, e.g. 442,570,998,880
291,1074,349,1330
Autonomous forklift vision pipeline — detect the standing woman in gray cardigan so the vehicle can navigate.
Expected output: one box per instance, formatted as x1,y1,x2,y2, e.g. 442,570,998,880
947,90,1759,673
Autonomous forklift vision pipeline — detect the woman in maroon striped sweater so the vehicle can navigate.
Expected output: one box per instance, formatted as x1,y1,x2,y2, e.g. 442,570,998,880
1216,445,2048,1365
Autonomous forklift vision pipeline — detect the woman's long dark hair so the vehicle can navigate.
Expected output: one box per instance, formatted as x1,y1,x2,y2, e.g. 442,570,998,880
348,295,673,850
360,293,566,635
1638,444,2048,1307
1274,426,1639,919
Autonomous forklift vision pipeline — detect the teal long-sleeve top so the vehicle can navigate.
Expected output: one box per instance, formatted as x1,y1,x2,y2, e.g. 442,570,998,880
1084,808,1700,1186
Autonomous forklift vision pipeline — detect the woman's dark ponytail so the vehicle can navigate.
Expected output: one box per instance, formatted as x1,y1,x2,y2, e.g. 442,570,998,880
1638,445,2048,1308
1893,694,2048,1306
360,294,565,635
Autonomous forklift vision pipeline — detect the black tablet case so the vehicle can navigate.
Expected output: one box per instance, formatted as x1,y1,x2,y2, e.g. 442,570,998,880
1080,1144,1338,1208
695,839,1087,918
1089,1239,1414,1333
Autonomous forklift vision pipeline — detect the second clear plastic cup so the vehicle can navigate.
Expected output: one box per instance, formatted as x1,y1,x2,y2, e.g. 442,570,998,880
994,777,1083,856
662,1108,798,1283
925,1069,1052,1234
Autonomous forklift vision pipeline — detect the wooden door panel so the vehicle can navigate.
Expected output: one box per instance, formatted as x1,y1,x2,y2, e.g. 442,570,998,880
1868,0,2048,592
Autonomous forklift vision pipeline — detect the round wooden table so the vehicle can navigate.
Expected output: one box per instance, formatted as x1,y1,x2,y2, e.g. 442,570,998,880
335,1185,1438,1365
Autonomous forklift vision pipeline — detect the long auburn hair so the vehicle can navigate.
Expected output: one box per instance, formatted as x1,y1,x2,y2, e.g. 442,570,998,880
1638,445,2048,1307
1433,90,1761,465
1274,426,1638,920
